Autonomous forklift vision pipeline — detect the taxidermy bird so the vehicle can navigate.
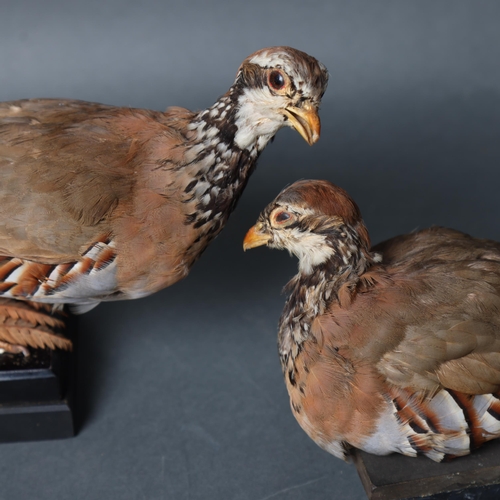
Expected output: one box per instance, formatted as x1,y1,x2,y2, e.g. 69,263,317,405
0,47,328,354
244,179,500,462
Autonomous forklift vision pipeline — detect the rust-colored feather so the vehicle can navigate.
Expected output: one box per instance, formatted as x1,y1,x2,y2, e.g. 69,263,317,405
249,180,500,461
0,298,71,352
1,48,329,311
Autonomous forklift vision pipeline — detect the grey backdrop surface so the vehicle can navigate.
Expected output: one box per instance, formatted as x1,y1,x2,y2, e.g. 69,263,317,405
1,1,500,499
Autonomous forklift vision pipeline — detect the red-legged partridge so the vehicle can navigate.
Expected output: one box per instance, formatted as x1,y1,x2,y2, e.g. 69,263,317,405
244,179,500,462
0,47,328,354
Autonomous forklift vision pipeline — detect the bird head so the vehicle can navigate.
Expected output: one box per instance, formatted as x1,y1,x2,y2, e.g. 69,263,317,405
232,47,328,149
243,180,371,275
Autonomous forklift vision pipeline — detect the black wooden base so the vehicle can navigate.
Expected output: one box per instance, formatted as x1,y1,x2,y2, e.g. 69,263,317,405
352,439,500,500
0,401,74,443
0,328,76,443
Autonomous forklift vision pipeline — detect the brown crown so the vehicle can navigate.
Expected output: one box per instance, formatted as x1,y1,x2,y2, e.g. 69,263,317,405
275,179,371,249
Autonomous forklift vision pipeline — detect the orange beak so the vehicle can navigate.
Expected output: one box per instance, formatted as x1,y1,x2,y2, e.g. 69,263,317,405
243,223,271,250
283,103,321,145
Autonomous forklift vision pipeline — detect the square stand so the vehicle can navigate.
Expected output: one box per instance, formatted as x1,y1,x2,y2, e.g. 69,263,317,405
0,322,76,443
352,439,500,499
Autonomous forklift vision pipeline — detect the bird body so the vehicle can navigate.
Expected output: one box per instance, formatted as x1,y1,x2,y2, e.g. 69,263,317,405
244,180,500,462
0,47,328,318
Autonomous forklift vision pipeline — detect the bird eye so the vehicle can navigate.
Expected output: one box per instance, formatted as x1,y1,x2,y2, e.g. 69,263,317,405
274,211,291,223
268,70,286,90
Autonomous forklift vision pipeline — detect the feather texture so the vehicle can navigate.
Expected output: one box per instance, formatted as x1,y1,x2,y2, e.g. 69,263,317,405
245,179,500,461
0,298,71,354
0,47,328,313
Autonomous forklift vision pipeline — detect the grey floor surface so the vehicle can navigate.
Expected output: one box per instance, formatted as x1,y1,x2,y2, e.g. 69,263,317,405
1,1,500,499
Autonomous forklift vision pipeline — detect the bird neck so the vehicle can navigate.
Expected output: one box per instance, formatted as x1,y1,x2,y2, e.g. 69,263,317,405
181,85,276,236
278,224,373,367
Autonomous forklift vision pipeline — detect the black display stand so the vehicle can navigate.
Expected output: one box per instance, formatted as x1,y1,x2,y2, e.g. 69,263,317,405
352,439,500,499
0,321,76,443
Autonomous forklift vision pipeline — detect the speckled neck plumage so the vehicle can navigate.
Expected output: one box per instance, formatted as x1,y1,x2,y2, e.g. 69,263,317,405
181,83,269,245
278,224,373,369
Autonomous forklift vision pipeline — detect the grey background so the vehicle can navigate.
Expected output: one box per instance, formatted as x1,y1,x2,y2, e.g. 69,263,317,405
1,1,500,499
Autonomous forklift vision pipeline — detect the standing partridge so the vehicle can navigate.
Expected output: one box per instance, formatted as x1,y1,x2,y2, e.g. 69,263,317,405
244,179,500,462
0,47,328,353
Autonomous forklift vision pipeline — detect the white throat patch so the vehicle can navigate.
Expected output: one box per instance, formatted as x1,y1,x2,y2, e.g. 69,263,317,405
278,228,335,274
233,88,284,150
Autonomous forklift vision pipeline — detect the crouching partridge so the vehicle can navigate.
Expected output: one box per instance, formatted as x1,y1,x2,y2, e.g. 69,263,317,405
244,179,500,462
0,47,328,354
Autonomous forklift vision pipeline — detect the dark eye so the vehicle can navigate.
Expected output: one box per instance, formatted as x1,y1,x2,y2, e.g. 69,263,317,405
275,211,291,223
268,70,285,90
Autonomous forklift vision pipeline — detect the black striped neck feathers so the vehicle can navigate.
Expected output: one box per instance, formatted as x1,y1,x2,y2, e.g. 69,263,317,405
243,180,377,370
181,47,328,247
278,221,374,367
182,82,263,237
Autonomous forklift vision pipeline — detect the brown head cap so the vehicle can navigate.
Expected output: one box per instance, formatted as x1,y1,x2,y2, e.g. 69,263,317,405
275,180,371,250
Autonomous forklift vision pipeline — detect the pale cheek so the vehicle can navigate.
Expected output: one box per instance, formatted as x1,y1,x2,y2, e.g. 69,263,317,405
233,89,286,150
277,232,335,274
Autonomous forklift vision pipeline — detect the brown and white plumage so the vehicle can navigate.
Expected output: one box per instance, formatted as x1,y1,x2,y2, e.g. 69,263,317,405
244,179,500,462
0,47,328,327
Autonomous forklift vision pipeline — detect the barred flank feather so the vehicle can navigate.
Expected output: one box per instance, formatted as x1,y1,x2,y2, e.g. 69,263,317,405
0,48,328,313
0,298,72,352
251,180,500,461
